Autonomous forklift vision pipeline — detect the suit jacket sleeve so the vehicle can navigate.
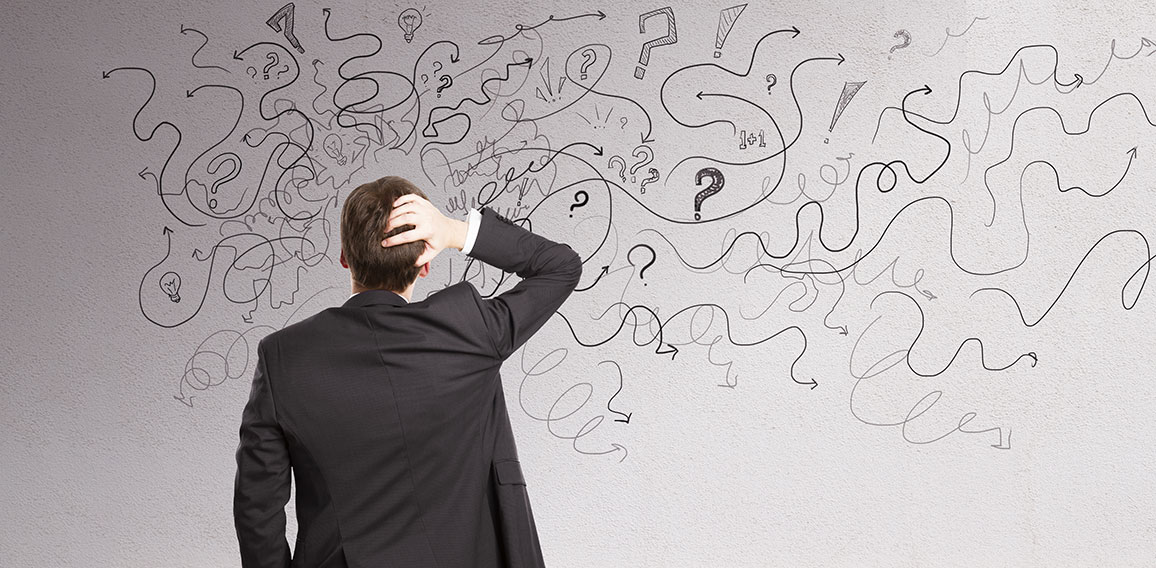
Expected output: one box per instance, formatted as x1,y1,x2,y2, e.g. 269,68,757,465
233,337,292,568
465,206,583,360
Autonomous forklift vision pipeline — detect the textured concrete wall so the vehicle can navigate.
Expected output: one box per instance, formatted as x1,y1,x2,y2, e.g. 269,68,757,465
3,0,1156,565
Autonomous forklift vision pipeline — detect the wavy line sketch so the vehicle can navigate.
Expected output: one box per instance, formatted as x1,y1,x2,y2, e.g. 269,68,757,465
104,3,1156,459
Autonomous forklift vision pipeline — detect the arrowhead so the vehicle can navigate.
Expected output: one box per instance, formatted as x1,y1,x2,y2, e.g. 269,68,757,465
186,90,194,98
322,7,330,13
232,50,243,60
808,379,818,389
1127,146,1138,158
450,54,460,63
597,11,607,20
172,394,194,408
696,91,704,99
180,24,189,34
791,26,801,37
1143,37,1154,47
836,53,845,65
922,84,932,94
601,265,610,274
640,134,654,144
138,167,149,179
594,146,604,156
192,248,203,258
162,226,173,235
102,70,111,79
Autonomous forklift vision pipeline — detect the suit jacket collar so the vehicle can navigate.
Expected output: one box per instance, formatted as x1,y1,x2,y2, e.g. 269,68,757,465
343,289,408,308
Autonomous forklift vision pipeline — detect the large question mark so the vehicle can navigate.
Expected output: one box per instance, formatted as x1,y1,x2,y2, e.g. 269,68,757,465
569,190,589,218
639,168,660,194
607,156,627,182
579,48,596,80
693,167,725,220
629,145,653,183
635,7,677,79
628,243,656,285
436,75,452,97
263,52,278,80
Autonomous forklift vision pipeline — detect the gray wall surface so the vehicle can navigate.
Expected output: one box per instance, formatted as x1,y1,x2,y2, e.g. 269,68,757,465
3,0,1156,565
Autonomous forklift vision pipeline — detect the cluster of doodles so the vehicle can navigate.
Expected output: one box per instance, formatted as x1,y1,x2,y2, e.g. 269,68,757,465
109,2,1156,459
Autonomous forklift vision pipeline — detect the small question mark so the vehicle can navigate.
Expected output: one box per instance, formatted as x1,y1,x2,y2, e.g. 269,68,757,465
579,48,596,80
607,156,627,182
620,117,629,130
629,145,653,183
246,66,257,78
635,7,677,79
693,167,725,220
628,243,656,285
263,52,278,80
436,75,452,97
432,61,443,74
639,168,660,194
889,30,911,58
275,64,290,78
569,190,589,217
765,73,777,94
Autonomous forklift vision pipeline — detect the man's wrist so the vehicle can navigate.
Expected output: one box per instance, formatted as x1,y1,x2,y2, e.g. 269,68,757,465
451,218,468,251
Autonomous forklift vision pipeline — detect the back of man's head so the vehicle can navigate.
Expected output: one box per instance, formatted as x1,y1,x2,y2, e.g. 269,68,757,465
341,176,428,292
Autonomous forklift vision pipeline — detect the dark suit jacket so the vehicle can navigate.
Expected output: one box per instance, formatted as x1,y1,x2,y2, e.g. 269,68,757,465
234,206,582,567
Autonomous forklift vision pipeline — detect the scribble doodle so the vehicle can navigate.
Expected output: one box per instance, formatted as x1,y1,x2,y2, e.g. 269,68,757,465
106,4,1156,462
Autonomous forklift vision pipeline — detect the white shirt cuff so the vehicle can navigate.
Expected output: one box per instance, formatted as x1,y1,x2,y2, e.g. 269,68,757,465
461,208,481,255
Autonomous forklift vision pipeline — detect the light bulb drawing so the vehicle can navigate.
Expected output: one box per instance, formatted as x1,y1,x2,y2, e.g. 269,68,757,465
160,272,181,303
323,133,347,165
398,9,422,44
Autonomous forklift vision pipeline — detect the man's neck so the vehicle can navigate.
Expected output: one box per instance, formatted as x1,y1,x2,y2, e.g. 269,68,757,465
351,286,411,302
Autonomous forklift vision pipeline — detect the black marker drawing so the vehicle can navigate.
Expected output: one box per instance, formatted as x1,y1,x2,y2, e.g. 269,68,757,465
398,8,423,44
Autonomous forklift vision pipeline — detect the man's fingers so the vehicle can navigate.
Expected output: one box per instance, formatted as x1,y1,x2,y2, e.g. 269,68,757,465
385,209,417,232
382,222,432,247
392,193,420,206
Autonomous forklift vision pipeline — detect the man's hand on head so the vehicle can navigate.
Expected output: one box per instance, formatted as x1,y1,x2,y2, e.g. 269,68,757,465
381,194,468,266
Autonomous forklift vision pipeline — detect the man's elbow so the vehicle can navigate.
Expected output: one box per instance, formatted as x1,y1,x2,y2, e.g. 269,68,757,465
563,246,583,288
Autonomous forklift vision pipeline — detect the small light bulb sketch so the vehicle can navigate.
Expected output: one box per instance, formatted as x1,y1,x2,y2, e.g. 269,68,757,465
160,271,181,303
323,133,347,165
398,8,422,44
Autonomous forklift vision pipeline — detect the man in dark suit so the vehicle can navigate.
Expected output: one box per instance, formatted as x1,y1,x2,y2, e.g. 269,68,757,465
234,175,582,567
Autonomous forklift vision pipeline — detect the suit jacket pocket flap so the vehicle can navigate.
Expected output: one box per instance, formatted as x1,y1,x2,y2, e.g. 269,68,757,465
494,459,526,485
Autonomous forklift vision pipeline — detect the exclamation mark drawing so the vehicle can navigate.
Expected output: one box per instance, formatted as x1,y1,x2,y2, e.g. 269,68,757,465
826,80,865,143
714,4,747,58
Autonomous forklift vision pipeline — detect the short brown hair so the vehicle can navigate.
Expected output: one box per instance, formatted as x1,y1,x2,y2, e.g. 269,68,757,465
341,176,428,292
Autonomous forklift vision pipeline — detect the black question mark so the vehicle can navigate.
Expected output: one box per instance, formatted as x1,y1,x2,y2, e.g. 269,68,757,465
570,190,589,217
628,243,656,285
693,167,724,220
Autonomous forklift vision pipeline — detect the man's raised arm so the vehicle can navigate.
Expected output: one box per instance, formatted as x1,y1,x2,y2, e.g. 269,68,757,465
463,206,583,360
